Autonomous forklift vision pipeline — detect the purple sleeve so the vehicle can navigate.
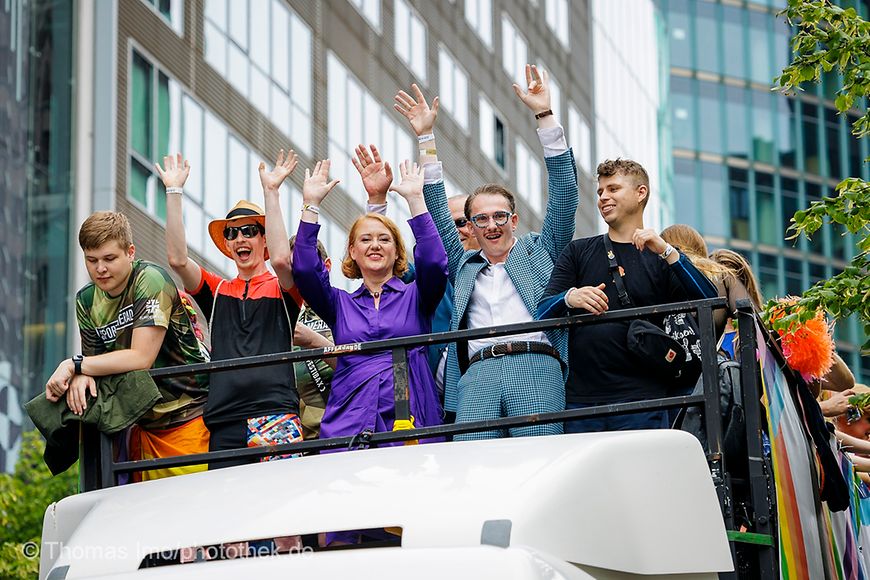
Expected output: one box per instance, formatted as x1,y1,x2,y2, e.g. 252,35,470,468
291,220,338,328
410,213,448,315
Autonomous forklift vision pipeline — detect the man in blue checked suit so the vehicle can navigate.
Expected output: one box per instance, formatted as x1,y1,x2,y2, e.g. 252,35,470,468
394,65,578,439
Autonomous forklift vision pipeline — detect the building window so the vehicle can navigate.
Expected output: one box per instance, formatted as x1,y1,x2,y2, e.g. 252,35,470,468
464,0,492,48
544,0,569,49
755,171,778,246
540,62,562,125
752,90,774,164
673,158,699,226
501,13,528,87
203,0,312,154
722,6,745,80
757,252,779,301
667,0,692,69
139,0,183,34
780,178,800,248
693,0,718,75
394,0,427,83
824,108,843,180
568,105,592,175
728,167,749,240
700,162,727,238
801,102,821,175
479,95,506,170
777,95,798,168
698,81,722,155
348,0,380,31
515,139,543,214
438,46,469,131
671,76,695,150
748,11,772,86
327,52,416,242
725,85,749,159
128,49,304,274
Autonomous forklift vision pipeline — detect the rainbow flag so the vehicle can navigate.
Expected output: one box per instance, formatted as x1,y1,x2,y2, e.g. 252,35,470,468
758,321,835,578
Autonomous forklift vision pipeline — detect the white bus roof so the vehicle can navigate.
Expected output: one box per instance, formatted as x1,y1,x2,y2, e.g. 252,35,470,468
41,431,731,578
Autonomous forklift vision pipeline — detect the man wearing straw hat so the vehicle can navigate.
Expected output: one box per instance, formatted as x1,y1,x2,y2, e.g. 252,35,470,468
158,150,305,469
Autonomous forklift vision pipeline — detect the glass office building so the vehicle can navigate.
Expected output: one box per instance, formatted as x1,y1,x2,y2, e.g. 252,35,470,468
658,0,869,381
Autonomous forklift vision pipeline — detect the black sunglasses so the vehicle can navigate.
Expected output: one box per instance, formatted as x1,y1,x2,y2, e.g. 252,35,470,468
454,217,469,228
223,224,264,240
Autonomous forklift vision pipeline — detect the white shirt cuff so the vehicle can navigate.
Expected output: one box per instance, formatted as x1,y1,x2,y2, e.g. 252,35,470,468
537,125,568,158
366,202,388,215
423,161,443,185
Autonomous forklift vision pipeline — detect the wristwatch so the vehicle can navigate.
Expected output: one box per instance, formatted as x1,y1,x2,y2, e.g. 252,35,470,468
72,354,84,375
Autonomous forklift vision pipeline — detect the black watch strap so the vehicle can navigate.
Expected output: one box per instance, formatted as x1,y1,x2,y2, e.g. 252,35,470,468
72,354,83,375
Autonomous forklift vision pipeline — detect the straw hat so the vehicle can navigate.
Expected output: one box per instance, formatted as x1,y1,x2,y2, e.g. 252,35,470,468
207,200,267,259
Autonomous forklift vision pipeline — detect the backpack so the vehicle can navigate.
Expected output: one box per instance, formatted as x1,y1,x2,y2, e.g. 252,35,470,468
679,353,747,477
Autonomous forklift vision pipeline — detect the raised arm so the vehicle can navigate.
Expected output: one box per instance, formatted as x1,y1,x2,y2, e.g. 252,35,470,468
514,65,579,261
259,148,299,290
394,84,464,284
292,161,341,326
156,154,202,291
391,161,447,313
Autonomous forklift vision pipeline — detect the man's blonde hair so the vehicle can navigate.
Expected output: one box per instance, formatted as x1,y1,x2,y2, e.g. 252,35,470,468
78,211,133,251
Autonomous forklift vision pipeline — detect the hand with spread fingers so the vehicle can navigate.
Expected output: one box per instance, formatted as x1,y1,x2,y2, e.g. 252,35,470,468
352,144,393,205
632,228,669,256
259,148,299,194
389,160,424,201
155,153,191,189
567,283,610,315
302,159,341,206
394,83,439,136
512,64,551,116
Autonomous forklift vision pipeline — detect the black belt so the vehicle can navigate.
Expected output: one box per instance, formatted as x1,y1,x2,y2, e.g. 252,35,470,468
468,341,561,367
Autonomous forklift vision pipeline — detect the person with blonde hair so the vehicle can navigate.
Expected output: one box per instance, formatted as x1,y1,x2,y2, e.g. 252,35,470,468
291,159,447,450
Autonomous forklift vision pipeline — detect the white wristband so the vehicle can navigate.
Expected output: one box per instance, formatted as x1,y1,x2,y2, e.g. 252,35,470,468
302,203,320,215
658,244,674,260
417,133,435,144
564,288,576,308
165,187,183,195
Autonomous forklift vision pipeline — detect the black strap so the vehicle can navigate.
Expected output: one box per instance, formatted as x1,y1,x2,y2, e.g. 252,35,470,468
602,234,633,308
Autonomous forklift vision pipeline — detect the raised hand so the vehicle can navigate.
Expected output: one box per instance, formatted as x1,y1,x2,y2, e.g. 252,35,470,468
389,160,424,201
632,228,669,256
303,160,341,205
394,83,439,136
352,144,393,204
155,153,191,189
259,148,299,193
512,64,550,115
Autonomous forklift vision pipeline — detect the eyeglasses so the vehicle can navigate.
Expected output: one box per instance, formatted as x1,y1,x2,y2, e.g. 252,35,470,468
454,217,469,228
223,224,264,240
470,211,513,229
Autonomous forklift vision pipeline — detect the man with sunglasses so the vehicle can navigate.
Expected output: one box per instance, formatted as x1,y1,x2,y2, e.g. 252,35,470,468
394,65,578,438
159,151,306,468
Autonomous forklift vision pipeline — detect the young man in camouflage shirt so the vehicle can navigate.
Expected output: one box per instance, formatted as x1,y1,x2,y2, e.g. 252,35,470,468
45,211,209,480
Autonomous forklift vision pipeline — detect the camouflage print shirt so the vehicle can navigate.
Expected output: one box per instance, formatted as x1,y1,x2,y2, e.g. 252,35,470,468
76,260,209,429
294,306,333,439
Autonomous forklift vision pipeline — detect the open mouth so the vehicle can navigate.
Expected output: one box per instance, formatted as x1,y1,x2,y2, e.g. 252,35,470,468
235,248,252,260
484,231,502,241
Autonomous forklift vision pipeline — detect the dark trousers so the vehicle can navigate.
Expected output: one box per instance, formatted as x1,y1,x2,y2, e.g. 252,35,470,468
564,401,670,434
207,420,255,470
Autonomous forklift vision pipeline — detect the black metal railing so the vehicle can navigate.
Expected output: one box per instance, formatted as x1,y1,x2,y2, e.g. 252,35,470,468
77,297,776,579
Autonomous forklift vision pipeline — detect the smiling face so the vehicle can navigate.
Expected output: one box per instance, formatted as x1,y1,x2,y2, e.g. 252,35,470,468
225,218,267,275
468,193,518,263
596,173,647,227
448,195,479,251
84,240,136,296
348,217,398,279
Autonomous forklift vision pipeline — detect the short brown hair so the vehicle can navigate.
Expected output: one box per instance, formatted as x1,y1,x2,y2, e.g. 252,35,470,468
597,158,650,207
341,214,409,279
464,184,516,219
78,211,133,251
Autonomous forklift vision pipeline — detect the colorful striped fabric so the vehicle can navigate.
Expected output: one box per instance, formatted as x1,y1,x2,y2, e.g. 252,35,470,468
758,321,832,578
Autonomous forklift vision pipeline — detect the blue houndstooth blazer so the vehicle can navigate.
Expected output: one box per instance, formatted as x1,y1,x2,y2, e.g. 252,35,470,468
423,149,579,412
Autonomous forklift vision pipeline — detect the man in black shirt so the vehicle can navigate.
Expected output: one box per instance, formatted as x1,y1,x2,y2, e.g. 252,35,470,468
537,159,716,432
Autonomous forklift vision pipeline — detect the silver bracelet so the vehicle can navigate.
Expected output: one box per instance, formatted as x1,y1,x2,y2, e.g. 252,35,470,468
165,187,183,195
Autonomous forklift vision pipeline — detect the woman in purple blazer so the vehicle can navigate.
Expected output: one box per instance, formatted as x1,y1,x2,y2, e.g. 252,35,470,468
292,159,448,447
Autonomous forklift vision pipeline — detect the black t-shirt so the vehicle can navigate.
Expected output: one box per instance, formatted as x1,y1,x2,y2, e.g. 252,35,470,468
192,268,302,426
543,235,691,403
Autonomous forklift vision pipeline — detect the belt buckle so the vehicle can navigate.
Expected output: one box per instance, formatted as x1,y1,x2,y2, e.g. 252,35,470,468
490,344,505,358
